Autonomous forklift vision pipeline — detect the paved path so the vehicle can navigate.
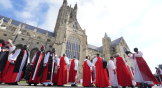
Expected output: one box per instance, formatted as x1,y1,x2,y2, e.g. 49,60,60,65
0,83,161,88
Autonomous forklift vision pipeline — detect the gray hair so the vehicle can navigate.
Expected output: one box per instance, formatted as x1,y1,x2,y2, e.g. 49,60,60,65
116,53,120,57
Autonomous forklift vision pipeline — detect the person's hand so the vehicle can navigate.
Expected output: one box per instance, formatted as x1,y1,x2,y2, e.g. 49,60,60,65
4,49,9,51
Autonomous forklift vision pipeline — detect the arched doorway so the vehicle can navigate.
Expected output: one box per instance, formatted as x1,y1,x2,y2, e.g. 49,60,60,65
30,48,39,62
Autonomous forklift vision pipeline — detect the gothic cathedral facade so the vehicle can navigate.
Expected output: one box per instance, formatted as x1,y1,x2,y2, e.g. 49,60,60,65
0,0,133,78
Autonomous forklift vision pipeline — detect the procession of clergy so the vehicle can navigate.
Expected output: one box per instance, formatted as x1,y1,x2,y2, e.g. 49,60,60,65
0,39,159,88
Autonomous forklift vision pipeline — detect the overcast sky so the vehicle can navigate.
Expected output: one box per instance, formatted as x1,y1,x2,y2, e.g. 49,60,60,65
0,0,162,73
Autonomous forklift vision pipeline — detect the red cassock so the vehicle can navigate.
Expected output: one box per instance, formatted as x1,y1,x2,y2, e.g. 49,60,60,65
27,51,45,84
95,57,110,87
68,59,77,83
83,60,91,87
4,50,29,83
52,62,60,84
40,52,55,83
116,56,132,86
0,44,10,82
58,56,68,85
133,54,158,84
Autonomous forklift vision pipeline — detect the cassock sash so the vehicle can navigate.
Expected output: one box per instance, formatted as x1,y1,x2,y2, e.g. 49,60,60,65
31,51,40,77
46,53,53,81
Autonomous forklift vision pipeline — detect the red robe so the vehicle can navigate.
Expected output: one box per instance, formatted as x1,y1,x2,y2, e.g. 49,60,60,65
95,57,110,87
4,50,28,83
83,60,91,87
116,56,132,86
40,53,54,83
133,54,158,84
52,62,60,83
68,59,77,83
27,51,45,84
0,44,10,82
58,56,68,85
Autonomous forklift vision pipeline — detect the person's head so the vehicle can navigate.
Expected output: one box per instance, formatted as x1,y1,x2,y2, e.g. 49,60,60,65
116,53,120,57
41,46,45,51
96,53,99,57
134,48,138,52
59,55,61,58
110,57,114,61
5,39,12,46
23,45,28,50
63,54,66,56
86,56,89,59
74,56,76,58
155,67,158,69
52,48,56,53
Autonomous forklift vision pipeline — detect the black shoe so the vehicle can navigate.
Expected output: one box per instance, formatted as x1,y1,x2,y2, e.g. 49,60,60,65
0,82,2,84
53,83,57,86
148,85,152,88
43,84,45,86
13,82,18,85
28,83,31,86
71,84,77,87
144,83,148,88
34,84,37,86
58,85,64,87
8,83,13,85
48,84,52,86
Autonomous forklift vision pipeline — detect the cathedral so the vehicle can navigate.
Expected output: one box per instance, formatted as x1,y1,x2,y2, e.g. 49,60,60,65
0,0,133,78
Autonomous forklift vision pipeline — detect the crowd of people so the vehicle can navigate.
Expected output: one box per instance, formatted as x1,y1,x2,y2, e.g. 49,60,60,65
0,39,160,88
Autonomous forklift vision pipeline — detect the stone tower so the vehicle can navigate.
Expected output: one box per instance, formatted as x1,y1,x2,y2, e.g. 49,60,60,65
54,0,78,36
102,33,111,61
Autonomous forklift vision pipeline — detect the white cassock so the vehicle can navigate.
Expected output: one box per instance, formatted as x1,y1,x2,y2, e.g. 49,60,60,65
128,51,144,82
108,60,118,87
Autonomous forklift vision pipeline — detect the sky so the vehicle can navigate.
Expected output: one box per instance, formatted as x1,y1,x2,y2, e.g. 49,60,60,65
0,0,162,73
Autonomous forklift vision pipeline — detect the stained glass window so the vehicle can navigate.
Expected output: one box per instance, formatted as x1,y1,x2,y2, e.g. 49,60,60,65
66,36,80,60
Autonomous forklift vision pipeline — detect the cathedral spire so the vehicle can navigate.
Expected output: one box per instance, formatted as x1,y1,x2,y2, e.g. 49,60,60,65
104,32,109,38
63,0,67,5
74,2,77,9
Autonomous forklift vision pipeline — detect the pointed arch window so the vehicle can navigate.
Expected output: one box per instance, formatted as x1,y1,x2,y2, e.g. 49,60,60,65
66,36,80,60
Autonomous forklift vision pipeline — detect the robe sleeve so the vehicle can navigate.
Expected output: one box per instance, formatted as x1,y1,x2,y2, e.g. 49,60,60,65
74,59,78,71
27,51,30,63
134,51,143,57
8,54,13,62
9,49,21,62
64,57,69,65
114,58,116,66
57,58,60,66
9,45,15,52
31,52,37,65
87,60,92,70
128,54,133,59
43,52,49,65
93,57,97,65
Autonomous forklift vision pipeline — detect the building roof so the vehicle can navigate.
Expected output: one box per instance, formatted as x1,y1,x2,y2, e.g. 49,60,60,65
88,44,103,52
111,37,122,47
0,15,55,37
88,37,122,52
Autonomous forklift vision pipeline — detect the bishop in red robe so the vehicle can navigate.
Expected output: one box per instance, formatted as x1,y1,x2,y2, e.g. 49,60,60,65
57,54,69,86
52,56,60,86
27,46,45,86
68,56,78,87
40,48,56,86
83,56,92,87
114,53,133,88
4,45,29,85
0,39,15,84
93,54,110,87
128,48,158,88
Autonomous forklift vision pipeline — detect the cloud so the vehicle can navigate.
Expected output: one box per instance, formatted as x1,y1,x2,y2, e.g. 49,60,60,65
0,0,13,10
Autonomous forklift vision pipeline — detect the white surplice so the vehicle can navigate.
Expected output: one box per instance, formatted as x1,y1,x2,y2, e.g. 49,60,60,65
108,60,118,87
128,51,144,82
